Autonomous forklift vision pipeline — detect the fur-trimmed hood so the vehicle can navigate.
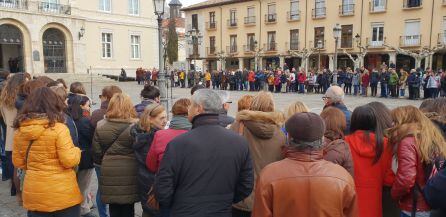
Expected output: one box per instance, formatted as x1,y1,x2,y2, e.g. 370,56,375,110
236,110,285,139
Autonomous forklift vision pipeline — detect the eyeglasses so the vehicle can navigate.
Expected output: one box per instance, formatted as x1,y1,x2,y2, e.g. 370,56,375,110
322,96,330,100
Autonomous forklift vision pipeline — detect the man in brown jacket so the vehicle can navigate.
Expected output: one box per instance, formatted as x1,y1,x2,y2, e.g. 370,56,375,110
252,112,358,217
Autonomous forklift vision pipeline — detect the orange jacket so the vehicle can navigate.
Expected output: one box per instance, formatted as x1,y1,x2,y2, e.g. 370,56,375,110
13,118,82,212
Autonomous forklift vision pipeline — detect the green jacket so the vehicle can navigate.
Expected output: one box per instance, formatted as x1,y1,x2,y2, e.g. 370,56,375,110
389,73,399,85
92,118,139,204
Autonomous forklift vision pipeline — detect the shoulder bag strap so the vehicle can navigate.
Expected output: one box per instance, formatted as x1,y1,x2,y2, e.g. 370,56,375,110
103,125,131,156
24,140,34,170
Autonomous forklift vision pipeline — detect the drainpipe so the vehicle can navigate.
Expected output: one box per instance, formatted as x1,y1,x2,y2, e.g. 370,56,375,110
428,0,435,69
220,6,223,70
258,0,262,70
304,0,308,49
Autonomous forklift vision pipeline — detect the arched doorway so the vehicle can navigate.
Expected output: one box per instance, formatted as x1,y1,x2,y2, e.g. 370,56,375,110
0,24,24,73
42,28,66,73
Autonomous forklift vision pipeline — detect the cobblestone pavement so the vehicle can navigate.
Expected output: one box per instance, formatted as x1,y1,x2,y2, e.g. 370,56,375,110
0,81,423,216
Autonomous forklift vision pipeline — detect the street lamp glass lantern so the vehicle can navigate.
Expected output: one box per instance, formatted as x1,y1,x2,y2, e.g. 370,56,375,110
153,0,166,15
333,23,341,39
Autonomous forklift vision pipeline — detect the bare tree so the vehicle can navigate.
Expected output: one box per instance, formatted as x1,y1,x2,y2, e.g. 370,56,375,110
289,48,315,73
384,44,445,69
216,51,226,71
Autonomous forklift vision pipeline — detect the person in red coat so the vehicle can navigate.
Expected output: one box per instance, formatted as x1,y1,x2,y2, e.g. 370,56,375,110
345,105,394,217
146,99,192,173
297,70,307,94
388,106,446,217
361,68,370,97
248,71,256,91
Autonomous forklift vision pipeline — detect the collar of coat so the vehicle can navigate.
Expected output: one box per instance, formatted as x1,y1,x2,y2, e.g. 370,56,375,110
236,110,285,126
283,147,324,162
191,113,220,128
105,118,138,124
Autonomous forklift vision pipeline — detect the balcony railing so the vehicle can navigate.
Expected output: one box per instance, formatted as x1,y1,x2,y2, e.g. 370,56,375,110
403,0,422,9
227,19,237,28
38,2,71,15
399,35,421,47
312,7,326,19
341,39,353,49
287,11,300,21
367,37,386,48
205,21,217,30
264,43,277,52
0,0,27,9
244,16,256,25
310,40,326,49
243,44,256,53
369,0,387,12
207,47,216,56
264,13,277,23
339,4,354,16
226,45,238,54
286,41,299,51
438,33,446,45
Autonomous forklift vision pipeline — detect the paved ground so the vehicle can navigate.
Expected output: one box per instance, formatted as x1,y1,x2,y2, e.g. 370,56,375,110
0,80,423,217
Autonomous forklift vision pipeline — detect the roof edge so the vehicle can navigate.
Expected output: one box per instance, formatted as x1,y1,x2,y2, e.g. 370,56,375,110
181,0,252,12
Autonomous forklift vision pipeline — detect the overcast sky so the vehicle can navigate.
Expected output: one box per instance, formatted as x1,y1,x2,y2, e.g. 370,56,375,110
181,0,205,6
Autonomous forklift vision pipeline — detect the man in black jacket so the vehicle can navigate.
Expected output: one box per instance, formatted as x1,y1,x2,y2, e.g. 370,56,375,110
155,89,253,217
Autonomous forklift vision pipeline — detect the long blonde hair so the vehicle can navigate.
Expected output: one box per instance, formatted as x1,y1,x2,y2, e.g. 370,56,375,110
250,91,274,112
286,101,309,120
388,106,446,162
106,93,137,119
139,104,166,130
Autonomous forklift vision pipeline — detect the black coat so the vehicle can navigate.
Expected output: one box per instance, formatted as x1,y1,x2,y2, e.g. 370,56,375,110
75,117,94,170
155,114,253,217
131,124,157,214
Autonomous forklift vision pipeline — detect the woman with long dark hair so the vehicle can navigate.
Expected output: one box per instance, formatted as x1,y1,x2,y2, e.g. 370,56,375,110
68,95,95,217
345,105,394,217
12,87,82,216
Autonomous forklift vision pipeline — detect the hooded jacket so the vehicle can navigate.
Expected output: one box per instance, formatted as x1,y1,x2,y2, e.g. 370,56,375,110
12,115,82,212
345,130,394,217
230,110,286,211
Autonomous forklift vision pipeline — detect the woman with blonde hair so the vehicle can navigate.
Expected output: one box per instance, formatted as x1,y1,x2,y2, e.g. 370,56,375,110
92,93,138,217
389,106,446,217
230,91,285,217
131,103,167,217
285,101,309,120
237,95,254,112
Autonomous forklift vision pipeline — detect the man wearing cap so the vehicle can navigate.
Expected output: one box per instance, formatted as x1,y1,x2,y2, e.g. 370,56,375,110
323,86,352,133
252,112,357,217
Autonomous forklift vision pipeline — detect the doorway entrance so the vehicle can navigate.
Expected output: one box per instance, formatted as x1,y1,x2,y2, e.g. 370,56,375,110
42,28,66,73
0,24,24,73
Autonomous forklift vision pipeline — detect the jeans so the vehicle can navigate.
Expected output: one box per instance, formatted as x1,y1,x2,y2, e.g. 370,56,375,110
400,211,430,217
28,205,80,217
370,84,378,97
299,83,305,93
381,83,388,97
353,85,360,95
77,169,94,215
95,166,109,217
400,89,406,97
109,204,134,217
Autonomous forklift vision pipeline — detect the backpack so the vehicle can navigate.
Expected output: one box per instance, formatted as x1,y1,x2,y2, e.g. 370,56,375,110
412,158,445,217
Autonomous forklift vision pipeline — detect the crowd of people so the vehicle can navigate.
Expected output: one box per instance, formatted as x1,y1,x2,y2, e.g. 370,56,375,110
0,71,446,217
168,63,445,100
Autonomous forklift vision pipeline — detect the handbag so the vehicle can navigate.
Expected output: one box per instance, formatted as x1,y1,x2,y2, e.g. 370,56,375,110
146,184,160,211
18,140,34,191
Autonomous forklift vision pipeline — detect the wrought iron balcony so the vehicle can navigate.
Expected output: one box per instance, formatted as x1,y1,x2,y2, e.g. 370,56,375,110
206,47,216,56
369,0,387,13
287,11,300,21
403,0,422,9
312,7,326,19
339,4,354,16
399,35,422,47
264,13,277,23
367,37,386,48
0,0,27,9
243,44,256,53
286,41,299,51
244,16,256,25
227,19,237,28
226,45,238,55
38,1,71,15
264,43,277,52
310,40,326,49
205,21,217,30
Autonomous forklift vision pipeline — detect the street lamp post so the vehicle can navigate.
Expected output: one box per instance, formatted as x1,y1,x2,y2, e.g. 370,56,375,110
153,0,168,109
185,28,203,86
317,40,323,73
333,23,341,85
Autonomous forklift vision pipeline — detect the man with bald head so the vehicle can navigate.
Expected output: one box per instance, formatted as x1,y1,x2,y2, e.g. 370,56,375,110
322,86,352,133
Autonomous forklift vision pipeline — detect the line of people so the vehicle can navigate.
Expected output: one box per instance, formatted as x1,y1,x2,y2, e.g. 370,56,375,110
1,72,446,217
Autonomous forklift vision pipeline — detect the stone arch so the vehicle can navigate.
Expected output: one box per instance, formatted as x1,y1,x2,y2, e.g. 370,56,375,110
0,18,32,74
39,22,74,73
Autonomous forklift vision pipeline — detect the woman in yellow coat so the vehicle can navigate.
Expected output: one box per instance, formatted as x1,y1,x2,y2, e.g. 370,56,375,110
12,87,82,216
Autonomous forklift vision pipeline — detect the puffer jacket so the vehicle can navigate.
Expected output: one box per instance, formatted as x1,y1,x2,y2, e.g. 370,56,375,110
252,149,358,217
323,137,354,177
12,115,82,212
130,123,157,214
391,136,430,212
230,110,286,211
92,118,139,204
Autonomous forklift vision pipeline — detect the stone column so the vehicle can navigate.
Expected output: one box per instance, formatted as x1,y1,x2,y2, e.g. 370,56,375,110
279,56,285,69
328,54,334,71
238,58,244,70
258,57,263,70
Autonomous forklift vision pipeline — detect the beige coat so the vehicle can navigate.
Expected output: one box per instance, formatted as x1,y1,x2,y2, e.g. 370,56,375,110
1,106,17,151
230,110,286,211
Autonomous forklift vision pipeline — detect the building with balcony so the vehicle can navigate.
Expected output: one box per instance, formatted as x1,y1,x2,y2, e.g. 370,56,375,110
0,0,160,75
182,0,446,72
